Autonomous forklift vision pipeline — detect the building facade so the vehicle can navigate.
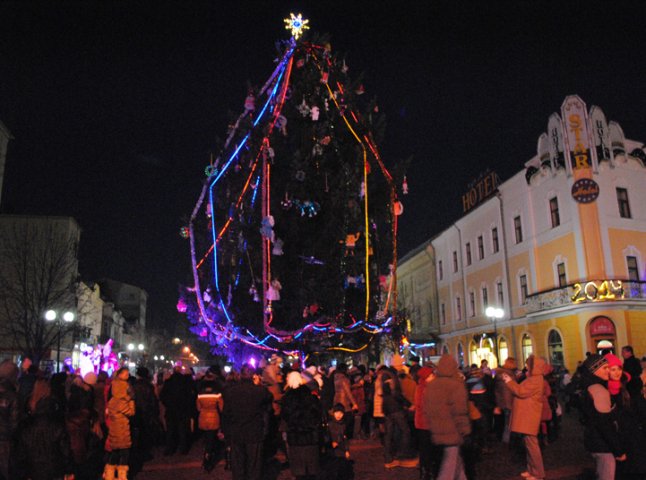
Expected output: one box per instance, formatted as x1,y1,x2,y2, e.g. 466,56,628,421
402,96,646,373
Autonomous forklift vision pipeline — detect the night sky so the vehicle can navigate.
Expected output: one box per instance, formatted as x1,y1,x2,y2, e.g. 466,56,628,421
1,1,645,329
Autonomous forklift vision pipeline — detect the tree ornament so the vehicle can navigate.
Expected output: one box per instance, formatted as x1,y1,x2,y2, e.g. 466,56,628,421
180,226,190,239
249,284,260,302
343,232,361,256
298,98,310,117
266,278,282,301
320,71,329,84
205,165,218,177
296,58,305,68
244,91,255,111
280,192,293,210
394,201,404,216
341,59,349,74
402,176,409,195
272,238,284,256
312,144,323,157
260,215,275,242
295,170,306,182
355,84,365,95
283,12,309,40
177,298,187,313
360,181,365,198
310,106,320,121
276,115,288,135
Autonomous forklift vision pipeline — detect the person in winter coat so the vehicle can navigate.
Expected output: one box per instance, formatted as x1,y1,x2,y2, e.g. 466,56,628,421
280,371,322,480
414,366,440,480
196,370,224,472
578,353,626,480
333,363,358,437
501,355,546,480
494,357,517,443
605,353,646,478
0,360,20,480
423,354,471,480
159,365,197,455
327,403,354,480
222,364,273,480
13,391,74,480
105,367,136,480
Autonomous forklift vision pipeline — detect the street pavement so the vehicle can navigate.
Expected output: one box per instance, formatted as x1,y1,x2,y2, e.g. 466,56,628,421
137,411,594,480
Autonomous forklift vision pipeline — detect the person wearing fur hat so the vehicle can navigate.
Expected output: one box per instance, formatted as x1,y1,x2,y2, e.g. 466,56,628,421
280,371,322,480
578,353,625,480
501,355,546,480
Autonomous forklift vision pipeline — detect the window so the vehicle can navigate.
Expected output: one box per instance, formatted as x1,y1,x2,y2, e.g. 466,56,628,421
497,281,504,306
499,336,509,363
438,260,443,280
465,243,472,266
550,197,560,228
521,334,533,363
441,303,446,325
453,251,458,272
455,297,462,321
627,256,640,281
548,330,564,366
520,275,528,303
478,235,484,260
514,216,523,243
469,291,475,317
492,227,499,253
557,262,567,287
482,287,488,309
457,343,465,368
617,188,631,218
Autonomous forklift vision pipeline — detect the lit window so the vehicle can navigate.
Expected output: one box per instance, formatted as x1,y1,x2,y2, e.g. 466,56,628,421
550,197,560,228
617,188,631,219
521,334,533,363
548,330,564,366
478,235,484,260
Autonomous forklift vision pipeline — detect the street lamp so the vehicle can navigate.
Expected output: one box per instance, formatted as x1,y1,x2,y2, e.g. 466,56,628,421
485,306,504,366
45,309,75,373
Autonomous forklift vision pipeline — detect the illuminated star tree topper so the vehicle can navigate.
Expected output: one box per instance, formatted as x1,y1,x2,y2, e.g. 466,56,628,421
284,13,310,40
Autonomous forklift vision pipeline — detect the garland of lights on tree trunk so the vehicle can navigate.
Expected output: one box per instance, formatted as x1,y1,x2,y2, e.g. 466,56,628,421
178,15,408,360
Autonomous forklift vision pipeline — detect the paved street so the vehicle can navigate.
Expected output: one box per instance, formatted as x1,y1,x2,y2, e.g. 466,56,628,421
137,411,595,480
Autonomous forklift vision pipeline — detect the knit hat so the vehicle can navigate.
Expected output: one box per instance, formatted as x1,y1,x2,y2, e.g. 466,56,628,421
583,353,608,374
332,403,345,413
604,353,622,368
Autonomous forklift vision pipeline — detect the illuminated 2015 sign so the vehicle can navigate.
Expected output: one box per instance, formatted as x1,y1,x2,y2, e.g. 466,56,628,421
571,280,624,303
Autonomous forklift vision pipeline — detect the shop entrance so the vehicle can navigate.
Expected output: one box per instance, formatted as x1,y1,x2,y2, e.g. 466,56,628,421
587,316,617,354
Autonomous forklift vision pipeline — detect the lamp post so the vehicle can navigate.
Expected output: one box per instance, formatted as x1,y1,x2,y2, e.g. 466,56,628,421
45,309,75,373
485,306,504,366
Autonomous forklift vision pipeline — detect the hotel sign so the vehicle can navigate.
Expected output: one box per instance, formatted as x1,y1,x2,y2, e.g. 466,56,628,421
562,96,592,170
571,178,600,203
462,171,499,213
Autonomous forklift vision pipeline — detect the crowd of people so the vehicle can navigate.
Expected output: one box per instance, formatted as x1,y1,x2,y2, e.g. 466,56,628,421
0,345,645,480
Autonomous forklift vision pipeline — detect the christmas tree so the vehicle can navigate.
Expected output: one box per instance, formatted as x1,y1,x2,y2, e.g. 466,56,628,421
180,15,404,360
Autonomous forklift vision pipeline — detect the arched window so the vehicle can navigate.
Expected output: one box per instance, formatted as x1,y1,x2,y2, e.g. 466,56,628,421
521,333,533,363
469,340,478,367
498,336,509,364
457,343,465,368
547,329,564,366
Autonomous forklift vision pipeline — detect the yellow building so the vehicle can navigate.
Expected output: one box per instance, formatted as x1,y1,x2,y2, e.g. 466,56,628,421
402,96,646,373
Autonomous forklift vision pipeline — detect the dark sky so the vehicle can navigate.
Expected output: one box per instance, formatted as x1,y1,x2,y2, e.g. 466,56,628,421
1,1,645,328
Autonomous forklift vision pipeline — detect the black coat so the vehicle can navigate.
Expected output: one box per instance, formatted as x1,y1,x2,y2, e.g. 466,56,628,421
281,385,322,446
159,373,196,419
580,372,624,456
222,380,273,443
13,398,73,480
0,378,19,441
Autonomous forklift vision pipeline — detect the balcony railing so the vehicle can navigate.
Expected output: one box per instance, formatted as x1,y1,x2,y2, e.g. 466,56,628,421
525,280,646,313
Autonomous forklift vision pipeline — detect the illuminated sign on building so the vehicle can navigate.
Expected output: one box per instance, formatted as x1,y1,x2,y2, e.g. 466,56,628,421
461,171,499,213
571,178,600,203
571,280,624,303
562,96,592,170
